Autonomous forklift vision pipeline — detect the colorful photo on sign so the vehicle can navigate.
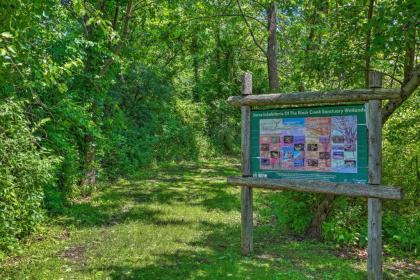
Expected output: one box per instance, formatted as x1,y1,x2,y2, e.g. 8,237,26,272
259,116,358,173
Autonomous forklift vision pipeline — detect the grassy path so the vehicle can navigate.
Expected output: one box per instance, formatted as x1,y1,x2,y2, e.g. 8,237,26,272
0,158,416,279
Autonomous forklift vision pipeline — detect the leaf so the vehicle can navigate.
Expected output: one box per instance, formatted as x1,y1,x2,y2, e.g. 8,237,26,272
31,118,51,133
58,83,68,93
1,32,13,39
7,46,17,55
86,18,94,26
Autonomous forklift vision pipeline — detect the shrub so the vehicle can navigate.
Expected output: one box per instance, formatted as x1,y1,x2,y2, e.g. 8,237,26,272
0,99,55,252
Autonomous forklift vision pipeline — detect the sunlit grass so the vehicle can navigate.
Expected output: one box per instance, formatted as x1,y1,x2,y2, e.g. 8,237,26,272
0,158,415,279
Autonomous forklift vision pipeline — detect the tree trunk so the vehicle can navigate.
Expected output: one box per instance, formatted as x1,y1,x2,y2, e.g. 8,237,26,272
305,194,335,239
112,4,120,30
305,0,375,240
267,2,279,93
215,25,223,96
78,0,134,186
81,134,96,186
364,0,375,88
301,0,328,91
402,24,416,84
81,53,97,186
303,1,335,238
191,31,200,102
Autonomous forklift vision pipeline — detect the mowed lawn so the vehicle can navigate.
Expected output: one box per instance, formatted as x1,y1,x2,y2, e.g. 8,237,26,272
0,158,417,279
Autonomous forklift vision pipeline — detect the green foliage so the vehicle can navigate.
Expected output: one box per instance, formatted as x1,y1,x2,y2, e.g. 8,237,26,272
383,211,420,256
43,99,91,195
0,0,418,260
258,192,313,235
383,92,420,201
381,92,420,255
323,200,367,247
0,99,56,252
100,65,204,179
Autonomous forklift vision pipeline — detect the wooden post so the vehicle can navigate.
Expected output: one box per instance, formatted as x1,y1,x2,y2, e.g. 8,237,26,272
369,71,383,88
367,70,383,280
241,72,253,255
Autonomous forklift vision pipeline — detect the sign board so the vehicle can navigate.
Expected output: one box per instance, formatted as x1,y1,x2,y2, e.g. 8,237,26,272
250,104,368,184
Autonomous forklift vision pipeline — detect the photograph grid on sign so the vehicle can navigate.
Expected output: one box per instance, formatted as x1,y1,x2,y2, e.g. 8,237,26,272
259,116,357,173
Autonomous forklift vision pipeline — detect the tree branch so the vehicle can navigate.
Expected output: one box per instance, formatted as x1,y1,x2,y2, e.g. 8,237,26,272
236,0,267,56
382,64,420,124
112,1,120,30
181,14,265,28
364,0,375,88
372,70,403,85
100,0,134,76
382,15,418,125
63,5,89,37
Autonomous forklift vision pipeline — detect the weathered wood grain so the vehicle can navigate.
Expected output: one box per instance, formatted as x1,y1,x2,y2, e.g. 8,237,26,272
369,71,383,89
240,72,253,256
368,100,382,184
242,72,252,96
367,71,383,280
227,177,403,200
227,88,400,107
368,198,382,280
241,106,251,176
241,186,253,255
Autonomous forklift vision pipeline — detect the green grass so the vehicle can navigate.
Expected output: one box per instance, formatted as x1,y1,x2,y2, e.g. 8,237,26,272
0,158,418,279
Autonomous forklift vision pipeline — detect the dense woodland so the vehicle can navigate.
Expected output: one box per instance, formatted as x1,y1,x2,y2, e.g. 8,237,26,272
0,0,419,260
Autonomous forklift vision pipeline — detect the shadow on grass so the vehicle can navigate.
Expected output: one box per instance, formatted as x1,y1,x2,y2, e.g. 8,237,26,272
56,161,240,228
90,221,366,279
55,159,366,279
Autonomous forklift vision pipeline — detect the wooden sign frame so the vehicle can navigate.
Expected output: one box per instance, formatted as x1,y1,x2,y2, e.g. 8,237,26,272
227,71,403,280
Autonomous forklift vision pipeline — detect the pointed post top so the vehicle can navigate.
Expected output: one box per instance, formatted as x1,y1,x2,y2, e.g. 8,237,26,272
242,72,252,95
369,71,383,89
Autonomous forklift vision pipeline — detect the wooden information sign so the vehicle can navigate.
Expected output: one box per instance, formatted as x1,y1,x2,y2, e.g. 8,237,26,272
227,71,403,280
251,104,368,183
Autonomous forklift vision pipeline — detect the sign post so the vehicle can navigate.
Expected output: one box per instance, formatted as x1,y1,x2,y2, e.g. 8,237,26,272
240,72,253,256
367,71,383,280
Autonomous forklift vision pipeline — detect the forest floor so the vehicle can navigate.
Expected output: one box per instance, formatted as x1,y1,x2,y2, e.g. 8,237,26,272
0,158,418,279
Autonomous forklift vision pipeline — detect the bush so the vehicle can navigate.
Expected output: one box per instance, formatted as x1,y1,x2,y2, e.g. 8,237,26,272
258,192,313,235
383,211,420,255
0,99,56,252
322,199,367,247
100,65,205,179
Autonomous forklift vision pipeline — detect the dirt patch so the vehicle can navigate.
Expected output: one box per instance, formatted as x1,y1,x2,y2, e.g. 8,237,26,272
386,260,420,275
3,255,23,267
57,229,71,240
333,247,368,260
256,253,279,261
333,247,420,276
58,245,87,263
71,196,93,204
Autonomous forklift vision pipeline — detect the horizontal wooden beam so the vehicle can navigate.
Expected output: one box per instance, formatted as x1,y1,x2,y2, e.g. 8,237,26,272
227,176,403,200
227,88,401,107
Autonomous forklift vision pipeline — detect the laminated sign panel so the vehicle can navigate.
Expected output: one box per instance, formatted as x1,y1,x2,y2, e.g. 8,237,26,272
251,104,368,184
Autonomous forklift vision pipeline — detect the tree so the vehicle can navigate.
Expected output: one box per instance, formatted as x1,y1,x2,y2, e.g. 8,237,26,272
267,2,279,92
237,0,279,92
